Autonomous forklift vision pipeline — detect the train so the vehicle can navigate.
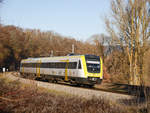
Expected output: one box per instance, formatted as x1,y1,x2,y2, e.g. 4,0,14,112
20,54,103,87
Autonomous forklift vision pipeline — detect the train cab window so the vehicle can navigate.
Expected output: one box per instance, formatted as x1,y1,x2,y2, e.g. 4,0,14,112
85,56,100,73
78,60,81,69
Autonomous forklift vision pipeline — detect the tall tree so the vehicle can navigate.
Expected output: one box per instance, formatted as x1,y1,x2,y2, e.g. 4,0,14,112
105,0,150,85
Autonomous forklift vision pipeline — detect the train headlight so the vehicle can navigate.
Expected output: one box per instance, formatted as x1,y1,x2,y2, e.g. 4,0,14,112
89,77,97,81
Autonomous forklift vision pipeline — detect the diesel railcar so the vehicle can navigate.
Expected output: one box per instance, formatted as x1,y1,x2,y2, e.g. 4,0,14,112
20,54,103,86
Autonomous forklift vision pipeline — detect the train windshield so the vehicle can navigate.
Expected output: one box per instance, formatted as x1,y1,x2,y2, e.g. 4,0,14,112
85,55,100,73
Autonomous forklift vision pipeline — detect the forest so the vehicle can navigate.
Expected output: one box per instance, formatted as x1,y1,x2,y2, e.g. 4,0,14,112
0,25,104,70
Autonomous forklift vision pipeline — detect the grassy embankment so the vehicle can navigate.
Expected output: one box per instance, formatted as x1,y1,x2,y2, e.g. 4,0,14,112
0,73,143,113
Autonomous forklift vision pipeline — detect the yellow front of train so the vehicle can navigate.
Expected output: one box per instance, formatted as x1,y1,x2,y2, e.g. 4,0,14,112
82,55,103,84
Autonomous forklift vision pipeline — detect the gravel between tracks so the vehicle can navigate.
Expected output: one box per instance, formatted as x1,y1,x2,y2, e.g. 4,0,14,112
2,72,134,103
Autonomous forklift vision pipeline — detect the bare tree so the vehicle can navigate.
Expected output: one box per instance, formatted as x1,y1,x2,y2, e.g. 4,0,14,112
89,34,112,63
105,0,150,85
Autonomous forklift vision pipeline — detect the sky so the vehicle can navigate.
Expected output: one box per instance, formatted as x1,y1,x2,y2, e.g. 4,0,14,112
0,0,110,41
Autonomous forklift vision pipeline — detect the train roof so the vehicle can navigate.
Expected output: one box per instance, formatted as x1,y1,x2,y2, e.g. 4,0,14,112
21,54,100,63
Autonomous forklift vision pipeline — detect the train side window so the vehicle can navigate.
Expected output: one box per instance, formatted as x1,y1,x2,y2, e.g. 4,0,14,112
73,62,77,69
49,63,52,68
68,62,77,69
78,60,81,69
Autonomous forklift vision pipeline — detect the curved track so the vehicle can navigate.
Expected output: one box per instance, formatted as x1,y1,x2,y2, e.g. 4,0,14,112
13,72,132,96
2,72,135,104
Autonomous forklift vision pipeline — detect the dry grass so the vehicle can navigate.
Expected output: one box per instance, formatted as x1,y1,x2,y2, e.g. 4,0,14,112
0,75,147,113
0,76,124,113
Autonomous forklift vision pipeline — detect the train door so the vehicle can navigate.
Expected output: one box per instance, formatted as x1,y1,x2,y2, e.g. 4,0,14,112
65,60,69,81
36,60,41,77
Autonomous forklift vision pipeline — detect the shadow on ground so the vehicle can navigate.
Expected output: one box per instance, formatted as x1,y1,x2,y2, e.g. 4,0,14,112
105,83,150,107
106,83,150,96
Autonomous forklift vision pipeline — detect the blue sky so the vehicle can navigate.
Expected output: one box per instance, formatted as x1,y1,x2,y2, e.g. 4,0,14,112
0,0,110,40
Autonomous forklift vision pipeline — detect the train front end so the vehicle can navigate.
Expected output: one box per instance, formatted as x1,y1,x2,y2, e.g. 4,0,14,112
83,55,103,85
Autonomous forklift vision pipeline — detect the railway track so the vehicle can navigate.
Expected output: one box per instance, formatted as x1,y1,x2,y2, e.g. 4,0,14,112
2,72,137,105
11,71,133,96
